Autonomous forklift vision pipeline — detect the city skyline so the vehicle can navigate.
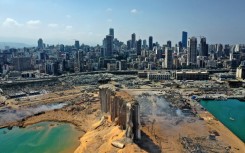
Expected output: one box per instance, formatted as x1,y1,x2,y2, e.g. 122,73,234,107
0,0,245,46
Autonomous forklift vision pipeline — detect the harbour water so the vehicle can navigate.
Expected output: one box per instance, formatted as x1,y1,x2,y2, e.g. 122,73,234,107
201,99,245,142
0,122,82,153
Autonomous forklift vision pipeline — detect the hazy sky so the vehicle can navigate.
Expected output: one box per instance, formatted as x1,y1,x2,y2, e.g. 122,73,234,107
0,0,245,46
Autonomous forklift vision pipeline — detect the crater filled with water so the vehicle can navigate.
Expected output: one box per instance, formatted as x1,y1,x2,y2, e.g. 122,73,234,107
0,121,82,153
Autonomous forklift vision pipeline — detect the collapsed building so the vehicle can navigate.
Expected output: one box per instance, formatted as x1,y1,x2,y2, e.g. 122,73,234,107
99,85,141,140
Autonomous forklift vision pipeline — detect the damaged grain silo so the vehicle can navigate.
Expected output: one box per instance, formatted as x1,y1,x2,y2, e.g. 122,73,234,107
99,85,141,140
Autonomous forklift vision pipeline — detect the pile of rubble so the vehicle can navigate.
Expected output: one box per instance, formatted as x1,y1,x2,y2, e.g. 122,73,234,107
60,73,113,86
0,79,73,98
180,136,231,153
65,89,99,115
117,76,143,89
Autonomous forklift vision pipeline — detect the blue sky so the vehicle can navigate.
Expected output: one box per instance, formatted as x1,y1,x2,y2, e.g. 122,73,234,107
0,0,244,46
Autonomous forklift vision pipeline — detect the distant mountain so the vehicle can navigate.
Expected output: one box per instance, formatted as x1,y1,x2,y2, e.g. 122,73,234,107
0,42,33,49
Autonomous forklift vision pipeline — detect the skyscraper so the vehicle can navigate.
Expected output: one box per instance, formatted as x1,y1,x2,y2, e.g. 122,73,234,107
167,40,172,48
60,44,65,52
109,28,114,39
177,41,183,55
216,44,223,58
105,35,113,57
182,31,188,48
165,47,173,69
143,39,147,49
200,37,208,56
77,50,84,72
127,40,131,50
178,41,182,47
187,37,197,67
224,45,230,57
137,39,142,56
102,37,107,55
131,33,136,49
149,36,153,50
38,38,43,49
75,40,80,50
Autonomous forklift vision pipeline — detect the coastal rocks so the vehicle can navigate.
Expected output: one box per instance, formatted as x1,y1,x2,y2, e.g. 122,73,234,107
7,126,13,130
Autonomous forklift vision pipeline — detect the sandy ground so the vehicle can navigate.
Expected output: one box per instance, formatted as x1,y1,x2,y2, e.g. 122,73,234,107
74,116,152,153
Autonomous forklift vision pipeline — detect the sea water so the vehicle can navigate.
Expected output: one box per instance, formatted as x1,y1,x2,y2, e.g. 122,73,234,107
201,99,245,142
0,122,82,153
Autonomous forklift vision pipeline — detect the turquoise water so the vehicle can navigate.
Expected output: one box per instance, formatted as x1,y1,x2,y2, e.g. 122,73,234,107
0,122,82,153
201,99,245,142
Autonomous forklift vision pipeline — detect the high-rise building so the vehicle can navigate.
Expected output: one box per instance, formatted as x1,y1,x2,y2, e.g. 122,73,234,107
105,35,113,57
200,37,208,56
77,50,84,72
216,44,223,58
137,39,142,56
131,33,136,49
177,41,183,55
45,61,60,75
38,38,43,49
165,47,173,69
156,49,163,59
75,40,80,50
143,39,147,49
13,57,33,71
182,31,188,48
167,40,172,48
234,44,240,52
224,45,230,57
187,37,197,67
127,40,131,50
60,44,65,52
102,38,107,57
178,41,183,49
109,28,114,39
149,36,153,50
100,48,105,57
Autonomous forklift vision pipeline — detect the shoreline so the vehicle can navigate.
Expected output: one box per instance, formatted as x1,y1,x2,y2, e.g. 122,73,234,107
199,99,245,143
199,98,245,102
